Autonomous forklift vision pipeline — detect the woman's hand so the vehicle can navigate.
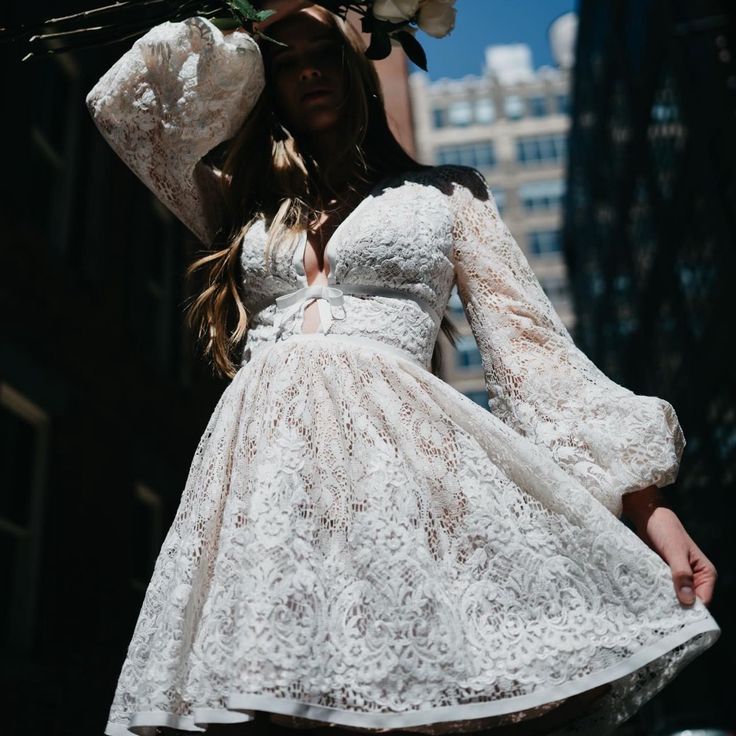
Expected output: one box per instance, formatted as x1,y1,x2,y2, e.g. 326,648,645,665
622,485,717,607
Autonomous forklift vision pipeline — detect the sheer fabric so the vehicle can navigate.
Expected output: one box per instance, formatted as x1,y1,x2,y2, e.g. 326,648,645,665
86,16,719,736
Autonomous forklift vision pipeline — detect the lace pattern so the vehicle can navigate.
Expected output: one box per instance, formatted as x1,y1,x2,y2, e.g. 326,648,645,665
85,17,719,736
450,167,685,516
86,17,264,244
102,336,717,736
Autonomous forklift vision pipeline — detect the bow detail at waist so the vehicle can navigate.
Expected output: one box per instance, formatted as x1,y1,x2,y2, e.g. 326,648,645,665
274,284,347,336
272,282,442,337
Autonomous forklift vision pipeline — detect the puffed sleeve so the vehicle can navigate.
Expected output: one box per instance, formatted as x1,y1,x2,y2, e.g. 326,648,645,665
448,165,685,517
85,16,266,244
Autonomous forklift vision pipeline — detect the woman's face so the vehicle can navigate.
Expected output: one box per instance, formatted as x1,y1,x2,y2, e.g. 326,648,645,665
263,9,348,138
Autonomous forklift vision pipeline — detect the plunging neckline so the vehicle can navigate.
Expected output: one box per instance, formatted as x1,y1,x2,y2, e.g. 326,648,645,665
298,172,399,288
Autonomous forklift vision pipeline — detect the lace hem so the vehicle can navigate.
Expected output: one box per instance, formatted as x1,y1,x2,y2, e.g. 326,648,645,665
103,620,719,735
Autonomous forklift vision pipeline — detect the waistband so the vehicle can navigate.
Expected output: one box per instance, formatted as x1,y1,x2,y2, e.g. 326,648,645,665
272,282,441,338
247,332,431,371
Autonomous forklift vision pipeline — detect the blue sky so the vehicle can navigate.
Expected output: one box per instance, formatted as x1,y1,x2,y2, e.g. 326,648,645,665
410,0,579,80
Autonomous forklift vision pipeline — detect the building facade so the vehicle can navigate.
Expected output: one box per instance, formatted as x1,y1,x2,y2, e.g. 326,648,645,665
409,19,575,406
565,0,735,731
0,8,236,731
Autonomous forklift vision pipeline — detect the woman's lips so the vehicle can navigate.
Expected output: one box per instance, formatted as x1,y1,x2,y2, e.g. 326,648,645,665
301,90,332,103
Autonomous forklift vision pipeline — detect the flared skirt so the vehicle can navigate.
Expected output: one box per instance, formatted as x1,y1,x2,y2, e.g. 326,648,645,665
103,333,719,736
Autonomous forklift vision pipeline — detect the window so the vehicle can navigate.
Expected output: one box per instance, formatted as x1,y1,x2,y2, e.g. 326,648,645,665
528,95,547,117
0,384,49,656
516,134,567,166
556,93,570,115
436,141,496,169
456,334,483,369
463,390,490,411
504,94,524,120
528,229,562,256
474,98,496,124
29,56,82,257
432,107,446,129
492,188,507,216
447,100,473,127
518,179,566,212
434,98,499,128
539,275,569,300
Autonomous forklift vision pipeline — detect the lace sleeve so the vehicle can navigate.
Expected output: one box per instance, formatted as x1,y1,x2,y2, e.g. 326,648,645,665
85,16,265,244
448,165,685,517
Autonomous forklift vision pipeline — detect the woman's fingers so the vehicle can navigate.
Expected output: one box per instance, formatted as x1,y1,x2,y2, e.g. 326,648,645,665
638,506,717,608
666,543,696,606
690,544,718,607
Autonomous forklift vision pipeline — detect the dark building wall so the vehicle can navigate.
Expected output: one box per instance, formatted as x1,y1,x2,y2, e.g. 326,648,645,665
566,1,735,731
0,5,420,734
0,2,231,732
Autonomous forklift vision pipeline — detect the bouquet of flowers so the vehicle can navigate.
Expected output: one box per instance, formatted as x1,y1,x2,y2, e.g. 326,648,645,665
0,0,457,70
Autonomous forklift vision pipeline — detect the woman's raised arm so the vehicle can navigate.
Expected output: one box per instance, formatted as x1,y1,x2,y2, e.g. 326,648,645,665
86,16,266,244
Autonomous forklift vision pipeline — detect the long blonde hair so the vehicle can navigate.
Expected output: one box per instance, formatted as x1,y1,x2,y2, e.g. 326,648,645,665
185,6,458,378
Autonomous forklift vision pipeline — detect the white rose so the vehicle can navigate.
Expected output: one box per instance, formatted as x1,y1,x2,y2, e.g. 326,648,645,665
372,0,420,23
417,0,457,38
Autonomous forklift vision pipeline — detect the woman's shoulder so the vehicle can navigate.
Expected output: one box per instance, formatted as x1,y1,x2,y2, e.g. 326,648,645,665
395,164,491,198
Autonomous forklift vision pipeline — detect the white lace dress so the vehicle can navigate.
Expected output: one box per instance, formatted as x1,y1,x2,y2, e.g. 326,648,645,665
86,16,720,736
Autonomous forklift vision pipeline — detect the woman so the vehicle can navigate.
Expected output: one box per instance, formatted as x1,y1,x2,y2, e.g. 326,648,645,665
86,1,720,734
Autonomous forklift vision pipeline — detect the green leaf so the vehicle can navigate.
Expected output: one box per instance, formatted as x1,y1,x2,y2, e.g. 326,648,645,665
255,9,276,21
211,16,241,31
226,0,263,21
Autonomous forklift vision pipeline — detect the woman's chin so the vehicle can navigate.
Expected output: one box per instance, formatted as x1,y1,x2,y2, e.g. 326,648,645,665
300,117,344,138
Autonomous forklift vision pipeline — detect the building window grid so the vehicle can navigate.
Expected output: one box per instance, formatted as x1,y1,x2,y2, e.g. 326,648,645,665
447,100,474,127
492,188,507,216
504,94,525,121
437,141,496,169
431,96,498,128
474,98,496,124
528,229,563,256
528,95,548,117
519,179,566,212
516,134,568,166
556,93,570,115
432,107,446,128
428,81,570,130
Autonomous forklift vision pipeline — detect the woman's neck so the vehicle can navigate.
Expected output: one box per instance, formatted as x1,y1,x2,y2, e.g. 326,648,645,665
301,124,372,195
